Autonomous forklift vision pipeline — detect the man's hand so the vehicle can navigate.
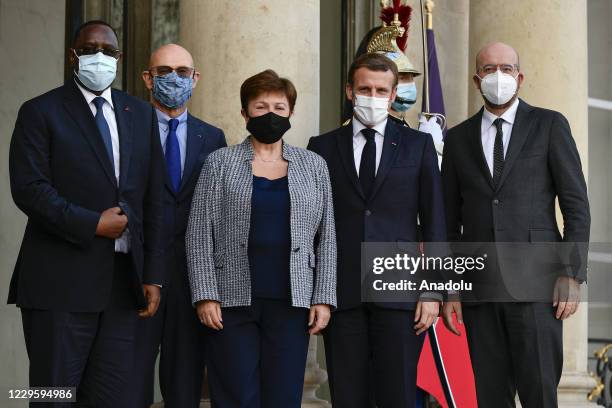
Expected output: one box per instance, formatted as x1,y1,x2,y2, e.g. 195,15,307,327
442,300,463,336
418,114,444,147
553,276,581,320
96,207,128,239
197,300,223,330
309,304,331,335
138,284,161,318
414,300,439,335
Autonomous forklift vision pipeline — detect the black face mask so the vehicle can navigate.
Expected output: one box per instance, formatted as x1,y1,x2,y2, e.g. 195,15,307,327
246,112,291,144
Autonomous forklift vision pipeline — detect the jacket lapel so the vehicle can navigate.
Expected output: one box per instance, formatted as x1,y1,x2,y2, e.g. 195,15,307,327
495,99,534,191
62,82,116,187
179,114,206,193
468,108,495,190
335,121,365,200
112,90,133,190
368,120,401,202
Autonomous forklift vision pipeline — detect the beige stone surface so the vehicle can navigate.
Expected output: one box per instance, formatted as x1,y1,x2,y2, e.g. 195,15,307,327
468,0,588,168
0,2,66,407
180,0,320,148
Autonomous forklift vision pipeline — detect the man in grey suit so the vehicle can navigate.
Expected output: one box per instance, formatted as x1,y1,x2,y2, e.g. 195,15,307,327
441,42,590,408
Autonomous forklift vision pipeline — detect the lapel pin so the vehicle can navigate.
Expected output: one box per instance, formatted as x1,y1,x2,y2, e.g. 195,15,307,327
124,106,130,112
198,134,202,138
391,141,397,147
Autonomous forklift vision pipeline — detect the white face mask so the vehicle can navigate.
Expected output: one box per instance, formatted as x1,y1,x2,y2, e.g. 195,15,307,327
478,70,518,106
75,51,117,92
353,94,390,126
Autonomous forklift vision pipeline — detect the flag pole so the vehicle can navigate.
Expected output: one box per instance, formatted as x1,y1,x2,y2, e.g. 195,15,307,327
420,0,446,130
420,0,430,114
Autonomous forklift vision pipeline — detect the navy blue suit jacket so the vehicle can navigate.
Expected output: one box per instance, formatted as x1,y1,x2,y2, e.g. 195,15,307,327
8,81,165,312
308,119,446,310
160,113,226,289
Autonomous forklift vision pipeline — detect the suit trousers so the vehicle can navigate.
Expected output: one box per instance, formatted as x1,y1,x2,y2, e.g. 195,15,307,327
128,272,207,408
21,254,137,408
205,298,309,408
323,303,425,408
462,302,563,408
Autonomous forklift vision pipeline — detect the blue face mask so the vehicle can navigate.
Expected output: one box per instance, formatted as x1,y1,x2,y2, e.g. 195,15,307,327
152,72,193,109
391,82,418,112
75,51,117,92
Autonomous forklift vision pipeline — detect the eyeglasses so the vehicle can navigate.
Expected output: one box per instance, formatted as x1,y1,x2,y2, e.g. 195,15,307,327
478,64,519,75
74,47,121,59
147,66,195,79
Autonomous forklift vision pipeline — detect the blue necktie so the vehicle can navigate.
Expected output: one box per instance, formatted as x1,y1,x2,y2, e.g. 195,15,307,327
165,118,181,192
359,128,376,198
92,97,114,168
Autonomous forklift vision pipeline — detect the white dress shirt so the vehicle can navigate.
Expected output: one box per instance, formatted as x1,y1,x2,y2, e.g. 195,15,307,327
352,118,387,176
76,81,130,253
480,98,520,176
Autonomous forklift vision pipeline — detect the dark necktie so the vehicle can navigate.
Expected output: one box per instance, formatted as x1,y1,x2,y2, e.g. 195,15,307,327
92,97,114,169
359,128,377,197
165,118,181,192
492,118,505,187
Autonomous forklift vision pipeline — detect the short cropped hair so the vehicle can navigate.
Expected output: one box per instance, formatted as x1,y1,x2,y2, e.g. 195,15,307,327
73,20,119,46
240,69,297,112
348,53,399,88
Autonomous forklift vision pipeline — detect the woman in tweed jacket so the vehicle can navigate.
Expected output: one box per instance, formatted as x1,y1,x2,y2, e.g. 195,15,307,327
186,70,336,407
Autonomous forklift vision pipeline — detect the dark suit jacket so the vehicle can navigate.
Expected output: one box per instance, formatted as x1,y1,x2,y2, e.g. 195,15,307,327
442,99,590,288
8,81,165,312
308,119,446,311
160,113,226,290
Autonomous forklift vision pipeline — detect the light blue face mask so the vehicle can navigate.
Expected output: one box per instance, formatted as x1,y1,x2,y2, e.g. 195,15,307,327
391,82,418,112
75,51,117,92
152,72,193,109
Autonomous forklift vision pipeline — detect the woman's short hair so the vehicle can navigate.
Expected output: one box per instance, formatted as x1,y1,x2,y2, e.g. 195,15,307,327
347,53,399,88
240,69,297,112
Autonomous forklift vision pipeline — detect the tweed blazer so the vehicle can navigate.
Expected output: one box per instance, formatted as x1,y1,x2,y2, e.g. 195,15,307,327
186,137,337,309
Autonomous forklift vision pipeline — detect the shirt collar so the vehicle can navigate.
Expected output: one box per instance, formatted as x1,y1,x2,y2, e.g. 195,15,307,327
352,116,388,139
482,97,520,129
156,108,189,131
75,80,114,110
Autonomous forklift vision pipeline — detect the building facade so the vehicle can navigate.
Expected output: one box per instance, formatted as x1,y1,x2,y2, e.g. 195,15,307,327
1,0,611,406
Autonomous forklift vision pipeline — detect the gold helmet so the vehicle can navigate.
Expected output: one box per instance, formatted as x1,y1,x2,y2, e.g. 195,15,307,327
367,0,420,76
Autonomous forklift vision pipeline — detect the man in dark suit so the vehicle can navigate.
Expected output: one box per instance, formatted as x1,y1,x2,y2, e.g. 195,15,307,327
8,21,164,407
308,53,446,408
127,44,227,408
441,42,590,407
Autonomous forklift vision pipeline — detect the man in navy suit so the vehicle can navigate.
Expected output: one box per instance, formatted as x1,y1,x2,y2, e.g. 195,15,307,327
8,21,164,407
308,53,446,407
128,44,227,408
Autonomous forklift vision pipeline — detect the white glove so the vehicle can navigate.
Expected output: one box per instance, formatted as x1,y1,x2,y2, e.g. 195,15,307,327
418,114,444,148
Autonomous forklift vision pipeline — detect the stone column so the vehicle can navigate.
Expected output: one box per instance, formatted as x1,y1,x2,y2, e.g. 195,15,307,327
469,1,595,407
179,2,328,407
180,0,320,148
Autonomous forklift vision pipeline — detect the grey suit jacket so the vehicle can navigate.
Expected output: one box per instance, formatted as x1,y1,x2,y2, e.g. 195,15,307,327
186,137,337,309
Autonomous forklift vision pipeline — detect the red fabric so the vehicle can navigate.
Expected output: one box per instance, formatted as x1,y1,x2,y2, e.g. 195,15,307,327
417,316,478,408
379,0,412,51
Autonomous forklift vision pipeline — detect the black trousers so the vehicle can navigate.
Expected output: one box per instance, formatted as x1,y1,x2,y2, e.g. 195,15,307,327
206,298,309,408
127,273,207,408
323,304,425,408
21,254,137,408
462,302,563,408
